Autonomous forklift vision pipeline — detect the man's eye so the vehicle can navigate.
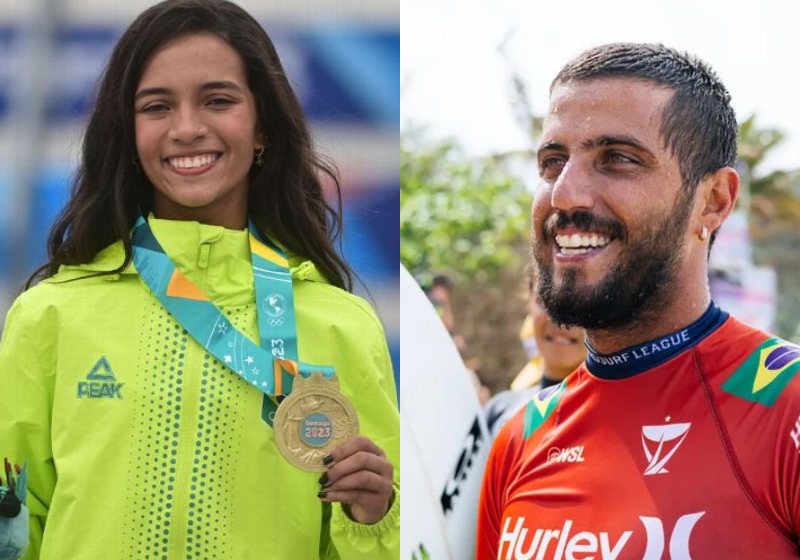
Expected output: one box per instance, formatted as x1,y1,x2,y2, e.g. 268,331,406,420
538,156,566,179
605,152,636,164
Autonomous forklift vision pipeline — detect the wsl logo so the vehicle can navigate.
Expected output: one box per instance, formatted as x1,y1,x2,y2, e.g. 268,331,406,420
77,356,124,399
641,422,690,475
497,512,705,560
546,446,585,464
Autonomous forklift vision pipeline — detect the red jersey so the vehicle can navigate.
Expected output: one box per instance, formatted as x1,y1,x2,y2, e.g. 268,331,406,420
477,307,800,559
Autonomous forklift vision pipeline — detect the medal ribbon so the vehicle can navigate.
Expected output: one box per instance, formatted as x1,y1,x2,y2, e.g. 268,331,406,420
131,214,334,424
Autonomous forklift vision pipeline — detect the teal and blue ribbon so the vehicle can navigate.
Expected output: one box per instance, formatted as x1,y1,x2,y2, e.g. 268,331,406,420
131,214,334,425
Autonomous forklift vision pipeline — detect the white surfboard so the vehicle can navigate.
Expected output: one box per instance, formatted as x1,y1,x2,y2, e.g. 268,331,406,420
400,265,491,560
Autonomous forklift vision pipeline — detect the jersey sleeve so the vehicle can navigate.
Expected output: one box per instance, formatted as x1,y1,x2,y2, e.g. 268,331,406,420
476,409,525,559
327,317,399,559
0,295,58,560
775,380,800,539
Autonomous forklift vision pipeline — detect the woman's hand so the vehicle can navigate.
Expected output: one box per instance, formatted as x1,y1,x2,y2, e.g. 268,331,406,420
317,435,394,525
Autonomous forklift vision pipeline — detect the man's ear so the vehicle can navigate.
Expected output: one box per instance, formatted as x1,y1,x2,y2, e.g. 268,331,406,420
697,166,739,232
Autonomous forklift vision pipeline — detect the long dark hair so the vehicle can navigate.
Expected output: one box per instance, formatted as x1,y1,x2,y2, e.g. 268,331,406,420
28,0,353,291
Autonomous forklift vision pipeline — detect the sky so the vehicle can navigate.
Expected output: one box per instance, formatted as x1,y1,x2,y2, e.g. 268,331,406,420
401,0,800,174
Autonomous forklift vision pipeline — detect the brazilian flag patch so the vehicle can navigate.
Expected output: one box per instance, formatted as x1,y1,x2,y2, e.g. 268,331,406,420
722,338,800,406
523,381,567,439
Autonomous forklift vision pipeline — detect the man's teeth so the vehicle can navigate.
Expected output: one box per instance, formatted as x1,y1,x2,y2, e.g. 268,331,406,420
555,233,611,255
168,153,219,169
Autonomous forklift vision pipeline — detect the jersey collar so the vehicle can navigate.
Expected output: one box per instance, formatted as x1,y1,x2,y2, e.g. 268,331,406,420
585,302,728,379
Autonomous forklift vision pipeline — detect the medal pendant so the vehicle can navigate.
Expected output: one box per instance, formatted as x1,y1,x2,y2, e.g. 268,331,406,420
273,373,359,471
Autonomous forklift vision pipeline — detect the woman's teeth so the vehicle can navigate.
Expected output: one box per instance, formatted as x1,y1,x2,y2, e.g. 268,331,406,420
167,153,219,169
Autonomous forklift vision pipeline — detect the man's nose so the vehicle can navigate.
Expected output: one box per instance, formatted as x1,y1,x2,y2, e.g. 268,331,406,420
549,157,595,212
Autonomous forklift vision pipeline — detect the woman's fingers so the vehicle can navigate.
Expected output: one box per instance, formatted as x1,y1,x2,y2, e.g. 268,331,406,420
317,435,395,524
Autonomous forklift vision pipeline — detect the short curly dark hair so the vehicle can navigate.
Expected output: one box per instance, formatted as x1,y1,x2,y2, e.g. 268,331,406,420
552,42,738,195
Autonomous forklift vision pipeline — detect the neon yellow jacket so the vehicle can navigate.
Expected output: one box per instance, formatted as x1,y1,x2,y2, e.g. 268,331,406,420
0,218,399,559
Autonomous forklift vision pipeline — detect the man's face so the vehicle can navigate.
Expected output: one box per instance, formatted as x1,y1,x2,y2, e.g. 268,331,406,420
532,78,695,329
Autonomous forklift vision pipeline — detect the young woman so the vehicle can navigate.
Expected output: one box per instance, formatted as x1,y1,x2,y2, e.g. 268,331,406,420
0,1,398,558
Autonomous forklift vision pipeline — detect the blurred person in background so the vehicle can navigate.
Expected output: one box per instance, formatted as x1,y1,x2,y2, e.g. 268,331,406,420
0,1,398,559
424,273,491,405
484,273,586,437
478,42,800,558
461,346,492,407
427,274,456,334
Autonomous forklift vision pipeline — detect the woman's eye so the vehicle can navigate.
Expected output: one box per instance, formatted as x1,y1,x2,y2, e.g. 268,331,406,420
141,103,168,113
207,97,235,107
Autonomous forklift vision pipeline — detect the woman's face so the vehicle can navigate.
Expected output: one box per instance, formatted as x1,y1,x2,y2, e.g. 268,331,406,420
134,33,260,229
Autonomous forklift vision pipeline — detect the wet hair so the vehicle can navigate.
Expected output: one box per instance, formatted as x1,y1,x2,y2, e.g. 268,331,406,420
552,42,738,199
28,0,352,290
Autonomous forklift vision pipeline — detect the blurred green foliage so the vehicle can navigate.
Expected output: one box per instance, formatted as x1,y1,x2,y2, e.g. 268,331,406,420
739,115,800,341
400,135,531,288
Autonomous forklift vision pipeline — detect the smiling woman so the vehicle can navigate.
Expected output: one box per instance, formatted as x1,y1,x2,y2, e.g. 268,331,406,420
0,1,399,559
133,34,261,229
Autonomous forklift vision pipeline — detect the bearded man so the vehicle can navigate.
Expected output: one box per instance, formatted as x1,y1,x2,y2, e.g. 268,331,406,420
477,43,800,559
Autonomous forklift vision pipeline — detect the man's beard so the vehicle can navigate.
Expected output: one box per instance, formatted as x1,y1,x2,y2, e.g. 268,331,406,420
533,192,692,330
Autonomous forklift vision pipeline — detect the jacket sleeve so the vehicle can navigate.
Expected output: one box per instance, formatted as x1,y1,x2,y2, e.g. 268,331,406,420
0,295,57,560
326,321,399,559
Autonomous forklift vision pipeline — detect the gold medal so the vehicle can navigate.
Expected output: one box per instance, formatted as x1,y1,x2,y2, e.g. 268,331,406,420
273,373,359,471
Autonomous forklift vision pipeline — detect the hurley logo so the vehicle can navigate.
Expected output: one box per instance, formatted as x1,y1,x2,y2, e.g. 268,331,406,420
77,356,124,399
791,413,800,450
498,512,705,560
641,421,690,475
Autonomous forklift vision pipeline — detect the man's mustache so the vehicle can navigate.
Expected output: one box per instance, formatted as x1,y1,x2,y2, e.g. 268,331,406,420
543,210,627,242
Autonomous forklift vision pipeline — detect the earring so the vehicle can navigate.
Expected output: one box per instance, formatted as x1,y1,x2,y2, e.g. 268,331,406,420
254,145,265,166
698,226,709,241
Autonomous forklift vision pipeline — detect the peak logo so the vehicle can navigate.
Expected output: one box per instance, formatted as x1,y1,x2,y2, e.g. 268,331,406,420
498,512,705,560
546,446,585,464
76,357,124,399
641,422,690,475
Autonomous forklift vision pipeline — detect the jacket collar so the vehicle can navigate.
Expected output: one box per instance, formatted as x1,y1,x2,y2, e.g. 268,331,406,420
46,216,328,285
